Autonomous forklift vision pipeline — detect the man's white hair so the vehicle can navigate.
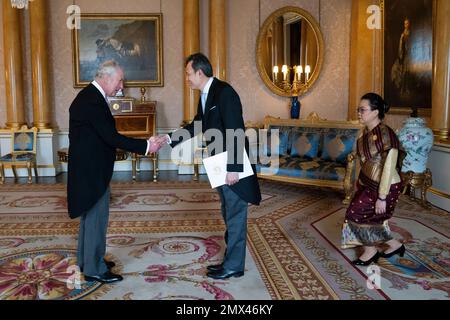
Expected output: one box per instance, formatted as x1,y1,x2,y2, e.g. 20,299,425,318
95,60,122,79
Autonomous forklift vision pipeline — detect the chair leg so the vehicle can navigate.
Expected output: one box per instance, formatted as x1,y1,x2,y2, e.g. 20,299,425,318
342,189,352,205
33,161,38,182
193,163,199,181
0,163,4,184
342,179,354,205
131,153,137,180
11,165,18,181
152,157,158,182
26,162,32,184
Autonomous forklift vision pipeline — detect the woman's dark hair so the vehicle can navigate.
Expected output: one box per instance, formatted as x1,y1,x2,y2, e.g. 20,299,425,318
361,92,390,120
185,53,213,77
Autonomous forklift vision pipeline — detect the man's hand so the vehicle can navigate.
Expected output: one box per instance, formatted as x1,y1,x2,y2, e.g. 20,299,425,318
148,136,164,153
225,172,239,186
156,134,170,145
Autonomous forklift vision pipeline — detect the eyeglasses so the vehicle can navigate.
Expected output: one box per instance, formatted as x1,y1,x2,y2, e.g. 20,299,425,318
357,107,372,114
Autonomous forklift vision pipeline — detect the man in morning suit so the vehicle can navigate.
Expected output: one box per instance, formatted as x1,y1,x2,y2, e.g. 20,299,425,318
67,60,163,284
168,53,262,279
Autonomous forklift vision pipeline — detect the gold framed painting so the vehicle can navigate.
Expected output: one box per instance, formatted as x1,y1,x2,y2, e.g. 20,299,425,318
72,13,163,88
381,0,433,116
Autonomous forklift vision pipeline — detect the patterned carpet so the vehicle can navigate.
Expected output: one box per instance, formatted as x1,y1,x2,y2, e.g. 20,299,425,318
0,180,448,300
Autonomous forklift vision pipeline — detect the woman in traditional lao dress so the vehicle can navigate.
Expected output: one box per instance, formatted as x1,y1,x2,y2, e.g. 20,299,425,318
342,93,405,265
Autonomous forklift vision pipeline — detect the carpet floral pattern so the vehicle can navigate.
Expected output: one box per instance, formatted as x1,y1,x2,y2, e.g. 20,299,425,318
0,181,448,300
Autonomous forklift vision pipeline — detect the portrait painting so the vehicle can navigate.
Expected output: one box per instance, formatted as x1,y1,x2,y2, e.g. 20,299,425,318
72,14,163,88
383,0,433,110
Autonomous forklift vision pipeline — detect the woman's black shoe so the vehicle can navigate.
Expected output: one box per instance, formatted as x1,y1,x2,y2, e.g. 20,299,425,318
352,251,380,266
380,244,405,258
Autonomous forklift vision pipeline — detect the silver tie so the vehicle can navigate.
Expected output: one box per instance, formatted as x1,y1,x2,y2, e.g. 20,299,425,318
201,92,207,113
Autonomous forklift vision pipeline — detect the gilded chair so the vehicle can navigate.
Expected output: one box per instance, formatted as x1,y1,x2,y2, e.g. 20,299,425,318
0,125,38,184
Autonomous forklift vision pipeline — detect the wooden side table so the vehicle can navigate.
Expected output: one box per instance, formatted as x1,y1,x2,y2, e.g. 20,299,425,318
110,100,158,182
401,169,433,208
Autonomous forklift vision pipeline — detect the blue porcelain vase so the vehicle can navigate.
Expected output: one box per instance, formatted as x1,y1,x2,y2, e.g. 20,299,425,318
398,117,434,173
290,96,301,119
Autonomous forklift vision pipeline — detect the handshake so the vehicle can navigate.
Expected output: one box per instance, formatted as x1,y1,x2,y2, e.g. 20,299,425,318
147,134,170,154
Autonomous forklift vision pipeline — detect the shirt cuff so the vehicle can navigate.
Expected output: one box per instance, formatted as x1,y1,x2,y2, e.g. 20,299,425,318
146,140,150,155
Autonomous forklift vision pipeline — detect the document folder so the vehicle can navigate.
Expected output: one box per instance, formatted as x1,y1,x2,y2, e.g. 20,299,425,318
202,151,254,188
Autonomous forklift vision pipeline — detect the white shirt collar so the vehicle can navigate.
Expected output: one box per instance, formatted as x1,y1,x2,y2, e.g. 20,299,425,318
92,80,108,103
202,77,214,96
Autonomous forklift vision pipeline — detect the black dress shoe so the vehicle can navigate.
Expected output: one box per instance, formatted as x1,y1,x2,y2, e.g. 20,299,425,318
380,244,406,258
80,259,115,273
207,263,223,272
207,268,244,279
352,251,380,266
84,271,123,283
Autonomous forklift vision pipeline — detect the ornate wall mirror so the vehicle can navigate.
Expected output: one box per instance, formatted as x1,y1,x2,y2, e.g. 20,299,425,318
256,6,324,97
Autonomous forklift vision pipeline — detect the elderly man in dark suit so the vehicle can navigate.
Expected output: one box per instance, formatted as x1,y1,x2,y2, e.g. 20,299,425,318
68,60,163,283
168,53,262,279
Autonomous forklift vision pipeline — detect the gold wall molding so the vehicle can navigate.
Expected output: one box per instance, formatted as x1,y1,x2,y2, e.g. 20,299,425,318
183,0,200,123
2,0,26,129
348,0,382,121
428,187,450,200
431,0,450,140
209,0,226,80
30,0,52,129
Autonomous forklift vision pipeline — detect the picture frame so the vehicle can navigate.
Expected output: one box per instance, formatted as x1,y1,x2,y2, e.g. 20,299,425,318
72,13,163,88
381,0,433,116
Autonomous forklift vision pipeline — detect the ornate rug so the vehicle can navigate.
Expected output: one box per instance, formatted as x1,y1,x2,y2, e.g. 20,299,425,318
0,180,448,300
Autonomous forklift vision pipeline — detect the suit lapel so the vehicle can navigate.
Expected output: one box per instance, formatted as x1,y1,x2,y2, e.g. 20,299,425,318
203,78,218,121
89,83,111,112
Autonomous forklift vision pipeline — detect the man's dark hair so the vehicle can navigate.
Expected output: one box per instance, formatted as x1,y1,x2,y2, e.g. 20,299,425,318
185,53,213,77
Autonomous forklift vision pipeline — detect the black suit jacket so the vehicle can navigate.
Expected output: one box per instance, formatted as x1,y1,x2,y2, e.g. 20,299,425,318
67,83,147,218
170,78,262,205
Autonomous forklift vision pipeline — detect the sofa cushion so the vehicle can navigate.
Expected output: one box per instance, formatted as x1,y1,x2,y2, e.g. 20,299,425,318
264,126,290,156
0,153,35,162
321,131,358,164
290,131,321,159
257,156,346,181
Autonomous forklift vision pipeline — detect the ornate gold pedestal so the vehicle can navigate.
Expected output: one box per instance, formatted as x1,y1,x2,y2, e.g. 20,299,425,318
401,169,433,208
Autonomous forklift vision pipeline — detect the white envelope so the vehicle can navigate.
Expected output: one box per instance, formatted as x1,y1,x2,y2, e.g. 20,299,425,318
202,151,254,189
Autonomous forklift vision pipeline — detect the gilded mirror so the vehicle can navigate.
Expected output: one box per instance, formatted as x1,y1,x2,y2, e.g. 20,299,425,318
256,6,324,97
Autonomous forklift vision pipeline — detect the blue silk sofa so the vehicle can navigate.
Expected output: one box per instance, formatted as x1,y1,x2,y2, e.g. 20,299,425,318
255,113,363,204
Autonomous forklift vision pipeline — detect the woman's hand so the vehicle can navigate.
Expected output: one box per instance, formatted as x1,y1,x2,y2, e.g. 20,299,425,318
375,199,386,214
